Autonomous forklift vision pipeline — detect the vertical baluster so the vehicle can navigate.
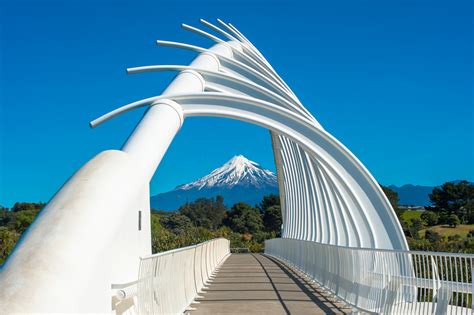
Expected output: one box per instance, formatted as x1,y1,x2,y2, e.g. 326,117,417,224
471,257,474,313
455,256,460,315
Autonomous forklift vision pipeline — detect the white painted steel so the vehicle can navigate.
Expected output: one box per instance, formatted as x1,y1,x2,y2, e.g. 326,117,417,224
92,90,407,250
265,238,474,314
91,19,408,251
1,18,461,314
137,238,230,315
0,151,153,312
122,100,183,182
0,38,232,313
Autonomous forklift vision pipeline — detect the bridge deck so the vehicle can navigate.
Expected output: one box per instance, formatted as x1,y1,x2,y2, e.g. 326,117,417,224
188,254,349,315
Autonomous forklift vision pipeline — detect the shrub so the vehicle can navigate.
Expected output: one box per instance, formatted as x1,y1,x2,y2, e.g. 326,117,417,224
248,242,264,253
409,218,424,239
447,214,461,228
0,228,20,265
448,234,461,242
420,211,439,226
227,202,263,234
425,230,443,243
160,212,193,235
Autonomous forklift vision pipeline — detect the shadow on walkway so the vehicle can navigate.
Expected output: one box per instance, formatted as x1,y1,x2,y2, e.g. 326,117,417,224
188,253,350,315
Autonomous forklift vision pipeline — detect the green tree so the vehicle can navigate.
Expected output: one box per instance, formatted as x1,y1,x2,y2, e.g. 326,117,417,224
257,194,280,213
150,212,180,253
179,196,227,230
0,227,20,265
228,232,246,249
464,201,474,224
0,207,13,226
12,209,39,233
447,214,461,228
468,229,474,238
420,211,439,226
263,205,282,234
380,185,403,218
429,181,474,223
151,209,169,216
227,202,263,234
409,218,423,239
399,218,411,237
425,230,443,243
11,202,45,212
448,234,461,242
160,212,193,235
257,194,282,235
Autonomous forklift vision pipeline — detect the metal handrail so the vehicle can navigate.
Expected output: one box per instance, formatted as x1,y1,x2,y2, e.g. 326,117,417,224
137,238,230,314
139,237,226,260
287,237,474,258
265,238,474,314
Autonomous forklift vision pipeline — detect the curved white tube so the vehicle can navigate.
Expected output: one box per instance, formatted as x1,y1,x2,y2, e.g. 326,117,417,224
155,40,304,107
93,91,407,249
182,22,296,97
0,21,413,313
125,64,316,123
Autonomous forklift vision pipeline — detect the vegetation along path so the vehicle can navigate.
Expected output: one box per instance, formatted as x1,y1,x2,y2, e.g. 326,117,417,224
187,254,349,315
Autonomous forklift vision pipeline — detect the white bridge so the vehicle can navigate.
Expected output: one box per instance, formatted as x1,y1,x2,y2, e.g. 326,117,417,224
0,19,472,314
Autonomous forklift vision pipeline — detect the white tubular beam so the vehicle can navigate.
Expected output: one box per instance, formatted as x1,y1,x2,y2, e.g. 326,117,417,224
155,40,301,107
120,48,226,181
119,38,233,178
0,43,234,314
1,19,420,314
183,22,296,97
125,64,317,124
0,150,151,313
122,100,183,182
91,86,407,249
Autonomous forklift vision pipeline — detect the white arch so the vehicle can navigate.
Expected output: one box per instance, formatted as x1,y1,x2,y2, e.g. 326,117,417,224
0,19,410,313
87,18,408,251
91,90,407,250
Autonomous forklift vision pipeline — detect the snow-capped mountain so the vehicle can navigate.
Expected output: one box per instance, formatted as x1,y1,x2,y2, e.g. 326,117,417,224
177,155,277,190
151,155,279,211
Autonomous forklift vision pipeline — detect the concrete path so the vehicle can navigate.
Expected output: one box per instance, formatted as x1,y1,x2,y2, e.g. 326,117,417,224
188,254,350,315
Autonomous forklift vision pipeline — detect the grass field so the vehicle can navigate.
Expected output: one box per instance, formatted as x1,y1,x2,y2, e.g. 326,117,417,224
401,210,423,221
420,224,474,237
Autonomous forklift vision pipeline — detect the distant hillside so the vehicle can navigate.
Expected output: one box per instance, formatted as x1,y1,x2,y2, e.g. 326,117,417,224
152,154,469,209
389,180,473,206
388,184,434,206
151,155,278,211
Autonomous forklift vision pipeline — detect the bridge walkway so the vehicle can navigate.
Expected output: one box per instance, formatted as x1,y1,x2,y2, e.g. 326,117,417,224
187,253,350,315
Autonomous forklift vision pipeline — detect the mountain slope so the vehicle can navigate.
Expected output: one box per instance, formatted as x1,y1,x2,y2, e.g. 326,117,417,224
151,155,279,211
388,184,434,206
389,180,473,206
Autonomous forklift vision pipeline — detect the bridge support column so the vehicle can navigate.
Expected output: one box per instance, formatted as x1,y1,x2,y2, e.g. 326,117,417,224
121,47,228,182
122,99,184,182
0,150,152,313
0,43,233,313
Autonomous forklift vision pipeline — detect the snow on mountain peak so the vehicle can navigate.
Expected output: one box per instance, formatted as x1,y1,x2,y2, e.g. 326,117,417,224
176,155,277,191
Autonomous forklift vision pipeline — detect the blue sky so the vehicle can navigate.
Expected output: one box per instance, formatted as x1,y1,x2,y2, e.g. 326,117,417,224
0,0,472,207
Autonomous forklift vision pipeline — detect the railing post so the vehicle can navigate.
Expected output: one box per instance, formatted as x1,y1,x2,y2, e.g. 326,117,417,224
471,257,474,311
264,237,474,314
136,238,229,314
